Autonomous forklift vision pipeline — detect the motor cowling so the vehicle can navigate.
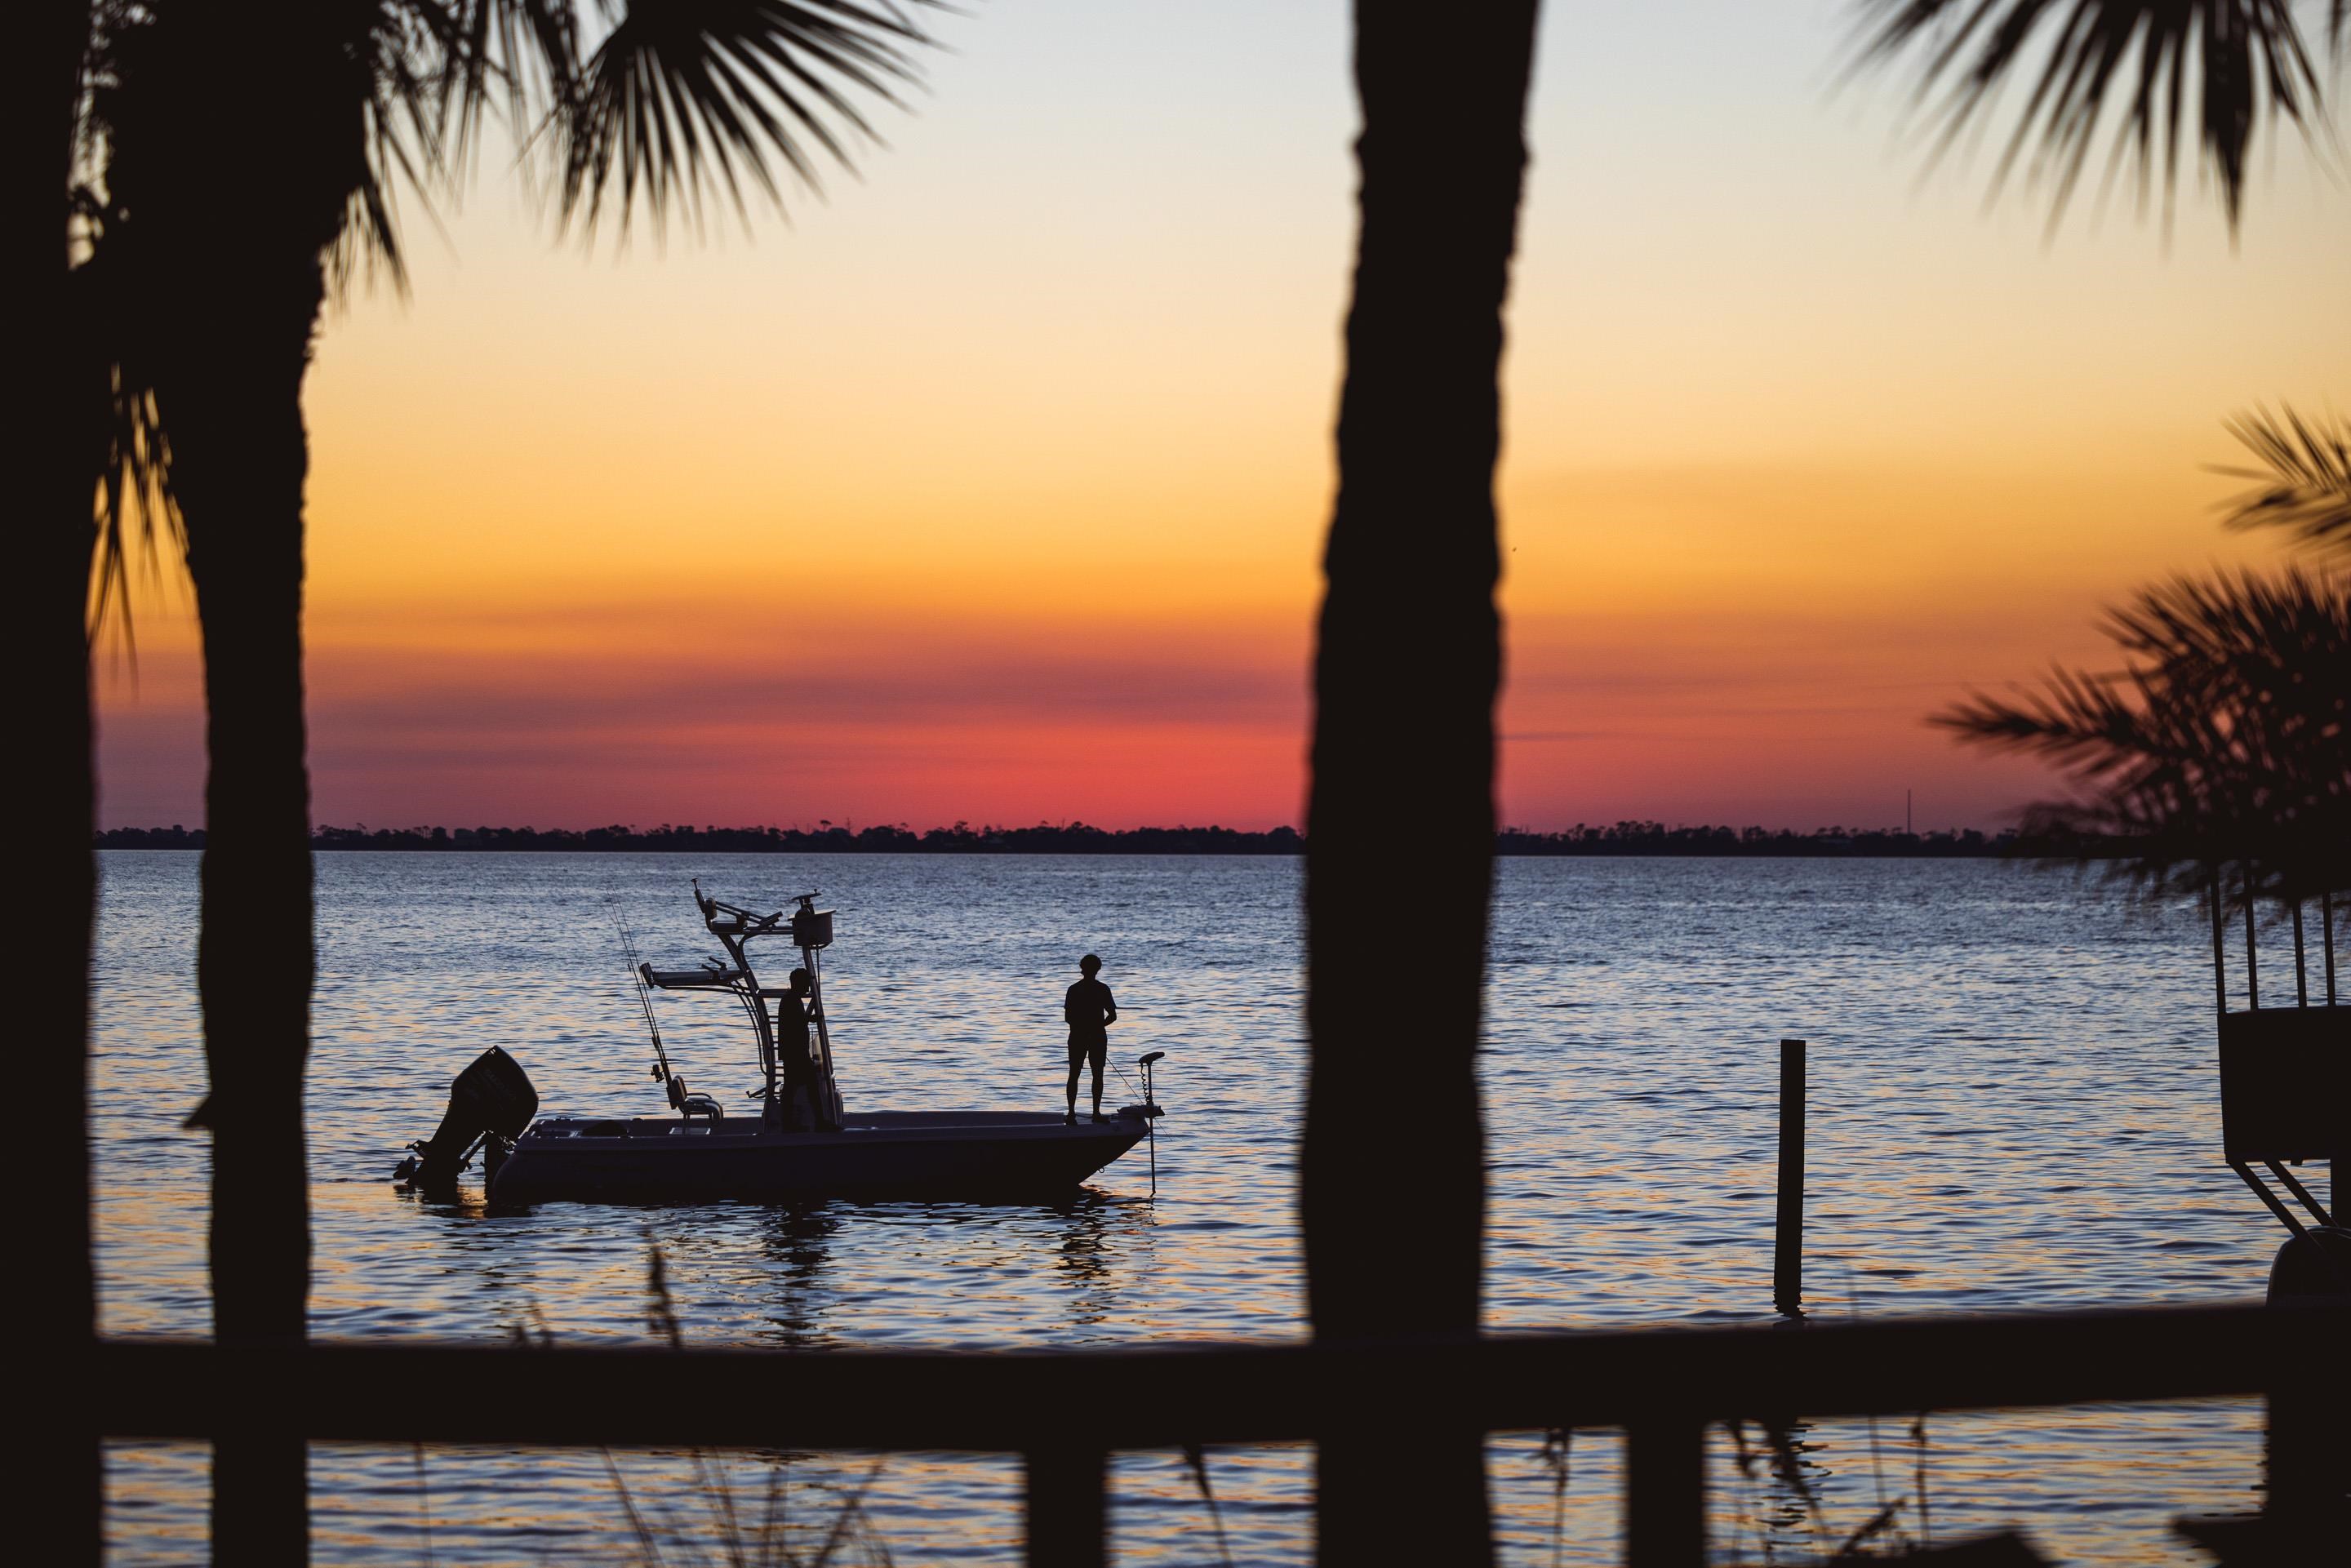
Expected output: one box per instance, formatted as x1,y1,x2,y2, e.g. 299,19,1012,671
402,1046,539,1195
2268,1225,2351,1301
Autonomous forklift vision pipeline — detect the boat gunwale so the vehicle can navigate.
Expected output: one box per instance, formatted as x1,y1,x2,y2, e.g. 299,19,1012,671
516,1108,1153,1148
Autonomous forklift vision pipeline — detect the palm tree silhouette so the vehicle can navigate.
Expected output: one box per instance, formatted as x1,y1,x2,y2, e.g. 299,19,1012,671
73,2,936,1557
1937,562,2351,904
1301,6,1534,1558
23,4,113,1561
1937,401,2350,906
1306,4,2340,1559
2219,403,2351,558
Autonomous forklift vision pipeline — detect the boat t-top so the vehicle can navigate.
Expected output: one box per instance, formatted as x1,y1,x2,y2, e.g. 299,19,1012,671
398,882,1164,1203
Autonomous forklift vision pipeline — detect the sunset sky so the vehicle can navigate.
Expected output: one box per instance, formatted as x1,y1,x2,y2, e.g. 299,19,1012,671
94,0,2349,833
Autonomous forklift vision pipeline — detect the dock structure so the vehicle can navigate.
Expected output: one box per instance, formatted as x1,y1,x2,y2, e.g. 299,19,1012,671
83,1300,2349,1566
2210,870,2345,1238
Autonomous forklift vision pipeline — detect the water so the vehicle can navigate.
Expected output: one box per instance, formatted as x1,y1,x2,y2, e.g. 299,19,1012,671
92,852,2309,1564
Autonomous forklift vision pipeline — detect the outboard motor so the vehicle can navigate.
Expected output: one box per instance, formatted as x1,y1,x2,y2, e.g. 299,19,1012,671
397,1046,539,1196
2268,1225,2351,1301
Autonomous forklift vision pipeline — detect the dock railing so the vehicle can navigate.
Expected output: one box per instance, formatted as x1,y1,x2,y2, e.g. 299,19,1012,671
87,1298,2348,1565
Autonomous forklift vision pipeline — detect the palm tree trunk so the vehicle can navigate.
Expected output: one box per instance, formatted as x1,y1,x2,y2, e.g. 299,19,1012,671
16,2,103,1560
104,10,363,1553
1304,2,1540,1561
161,258,325,1561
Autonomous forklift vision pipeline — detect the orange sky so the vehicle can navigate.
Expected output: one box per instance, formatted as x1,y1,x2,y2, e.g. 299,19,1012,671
93,0,2349,833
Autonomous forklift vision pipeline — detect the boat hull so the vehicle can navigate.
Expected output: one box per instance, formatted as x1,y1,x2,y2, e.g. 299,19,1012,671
490,1110,1151,1204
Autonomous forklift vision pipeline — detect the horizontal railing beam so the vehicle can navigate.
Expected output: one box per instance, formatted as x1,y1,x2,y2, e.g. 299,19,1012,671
85,1302,2344,1453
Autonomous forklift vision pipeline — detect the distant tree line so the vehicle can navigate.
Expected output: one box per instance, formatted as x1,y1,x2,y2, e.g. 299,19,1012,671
1500,823,2015,857
95,820,2024,857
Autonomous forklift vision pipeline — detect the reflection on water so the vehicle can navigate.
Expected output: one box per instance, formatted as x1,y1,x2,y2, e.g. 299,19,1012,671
91,853,2300,1563
759,1206,839,1348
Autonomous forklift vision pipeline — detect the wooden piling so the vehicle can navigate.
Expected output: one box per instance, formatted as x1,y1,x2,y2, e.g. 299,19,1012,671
1775,1037,1807,1317
1025,1446,1106,1568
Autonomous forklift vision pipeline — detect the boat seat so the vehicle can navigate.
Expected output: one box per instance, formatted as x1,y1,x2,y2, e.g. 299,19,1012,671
667,1075,724,1124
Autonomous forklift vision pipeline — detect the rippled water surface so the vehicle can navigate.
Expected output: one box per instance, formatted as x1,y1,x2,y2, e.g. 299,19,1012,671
93,852,2310,1563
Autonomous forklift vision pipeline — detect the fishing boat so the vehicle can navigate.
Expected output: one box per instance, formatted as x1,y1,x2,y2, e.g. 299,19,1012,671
397,882,1164,1204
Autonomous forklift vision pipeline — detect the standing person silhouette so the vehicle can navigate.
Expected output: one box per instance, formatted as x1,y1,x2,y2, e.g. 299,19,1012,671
773,968,820,1130
1064,953,1118,1124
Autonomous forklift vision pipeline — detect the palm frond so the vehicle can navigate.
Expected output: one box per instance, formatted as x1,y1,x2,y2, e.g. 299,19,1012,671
71,188,181,653
326,3,468,297
2215,402,2351,557
440,0,585,181
557,0,940,242
1936,567,2351,902
1851,1,2335,232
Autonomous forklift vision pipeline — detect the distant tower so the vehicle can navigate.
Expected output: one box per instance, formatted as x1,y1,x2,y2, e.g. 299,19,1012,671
1906,788,1913,837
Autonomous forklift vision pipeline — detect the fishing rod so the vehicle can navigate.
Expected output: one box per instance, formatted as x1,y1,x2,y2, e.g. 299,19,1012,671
1108,1054,1145,1103
616,914,674,1085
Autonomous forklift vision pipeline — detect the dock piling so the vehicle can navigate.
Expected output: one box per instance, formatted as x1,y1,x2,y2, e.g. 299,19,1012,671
1775,1037,1807,1318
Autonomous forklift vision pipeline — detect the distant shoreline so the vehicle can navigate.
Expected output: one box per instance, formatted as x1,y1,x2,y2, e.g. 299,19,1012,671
96,822,2022,858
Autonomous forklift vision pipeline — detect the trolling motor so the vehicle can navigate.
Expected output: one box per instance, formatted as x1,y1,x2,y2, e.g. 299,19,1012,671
394,1046,540,1197
1120,1050,1167,1194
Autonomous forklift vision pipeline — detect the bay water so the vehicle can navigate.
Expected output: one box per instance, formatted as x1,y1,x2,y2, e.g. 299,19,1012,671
92,852,2305,1563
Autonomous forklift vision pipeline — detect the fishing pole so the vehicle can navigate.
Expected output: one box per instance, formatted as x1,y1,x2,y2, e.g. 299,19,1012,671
1109,1054,1144,1102
615,913,673,1084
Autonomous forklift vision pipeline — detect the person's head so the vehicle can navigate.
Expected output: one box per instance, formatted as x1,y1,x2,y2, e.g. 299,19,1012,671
789,967,812,996
1079,953,1102,976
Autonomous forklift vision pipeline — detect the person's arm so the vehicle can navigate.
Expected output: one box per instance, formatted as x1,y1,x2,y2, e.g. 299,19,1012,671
1103,987,1117,1025
1064,984,1079,1025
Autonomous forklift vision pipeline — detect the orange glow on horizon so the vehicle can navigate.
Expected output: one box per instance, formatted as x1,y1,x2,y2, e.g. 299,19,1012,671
89,1,2349,835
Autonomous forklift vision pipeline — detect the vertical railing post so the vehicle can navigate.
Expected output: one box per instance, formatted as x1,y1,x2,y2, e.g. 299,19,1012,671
1774,1038,1807,1317
2290,899,2307,1006
2322,891,2335,1006
2264,1378,2341,1556
2211,870,2229,1019
2244,864,2260,1010
1025,1446,1107,1568
1624,1419,1705,1568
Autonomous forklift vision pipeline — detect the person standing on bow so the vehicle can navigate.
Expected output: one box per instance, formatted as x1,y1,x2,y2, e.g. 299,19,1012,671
1064,953,1118,1124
